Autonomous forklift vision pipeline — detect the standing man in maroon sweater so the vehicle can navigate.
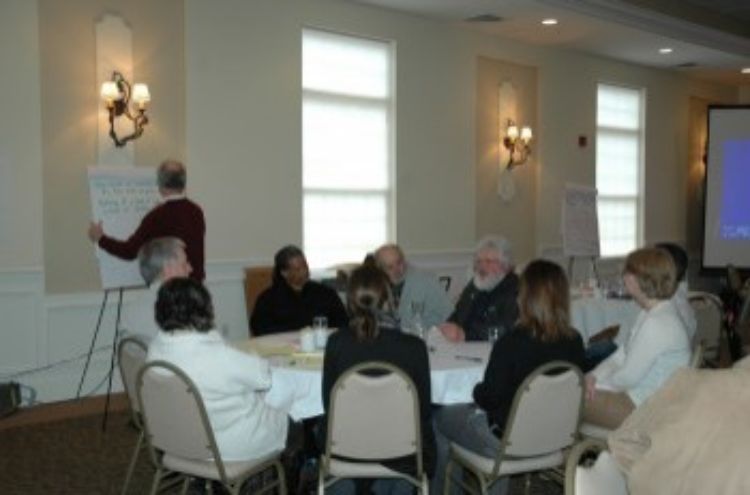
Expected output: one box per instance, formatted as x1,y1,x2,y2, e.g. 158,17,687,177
88,160,206,281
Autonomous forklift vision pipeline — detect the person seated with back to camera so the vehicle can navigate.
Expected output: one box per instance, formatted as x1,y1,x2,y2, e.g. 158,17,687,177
147,277,298,462
121,236,192,343
438,235,519,342
584,247,691,430
374,243,453,332
251,245,348,336
319,260,435,495
431,259,586,495
584,242,696,371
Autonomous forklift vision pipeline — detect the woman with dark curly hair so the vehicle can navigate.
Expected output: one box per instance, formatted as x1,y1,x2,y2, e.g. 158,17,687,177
251,245,348,335
147,277,291,461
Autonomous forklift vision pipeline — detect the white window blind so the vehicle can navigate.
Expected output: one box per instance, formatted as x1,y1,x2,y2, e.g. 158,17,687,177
302,28,394,269
596,84,644,257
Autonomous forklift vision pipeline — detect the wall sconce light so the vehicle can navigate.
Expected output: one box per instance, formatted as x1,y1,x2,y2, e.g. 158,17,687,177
502,119,532,170
100,71,150,147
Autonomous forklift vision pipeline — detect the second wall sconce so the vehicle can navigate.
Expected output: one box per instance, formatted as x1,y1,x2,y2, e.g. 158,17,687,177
502,119,532,170
100,71,150,147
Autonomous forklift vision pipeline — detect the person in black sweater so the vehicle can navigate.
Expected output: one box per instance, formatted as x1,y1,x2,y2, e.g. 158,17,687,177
320,262,435,495
250,245,348,335
432,259,585,495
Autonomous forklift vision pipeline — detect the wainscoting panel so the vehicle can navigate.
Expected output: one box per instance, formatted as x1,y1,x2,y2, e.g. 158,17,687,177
2,253,471,405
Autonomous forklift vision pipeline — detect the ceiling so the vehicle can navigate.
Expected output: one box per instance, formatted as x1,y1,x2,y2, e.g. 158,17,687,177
350,0,750,86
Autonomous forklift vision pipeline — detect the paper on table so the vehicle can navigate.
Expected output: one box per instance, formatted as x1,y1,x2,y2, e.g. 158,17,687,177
233,340,296,357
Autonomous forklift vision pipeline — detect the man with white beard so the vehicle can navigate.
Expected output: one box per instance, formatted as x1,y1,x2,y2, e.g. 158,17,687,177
438,236,519,342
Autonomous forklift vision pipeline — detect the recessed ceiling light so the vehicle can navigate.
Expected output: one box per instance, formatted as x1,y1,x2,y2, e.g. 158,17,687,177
659,47,674,54
741,67,750,74
541,18,558,26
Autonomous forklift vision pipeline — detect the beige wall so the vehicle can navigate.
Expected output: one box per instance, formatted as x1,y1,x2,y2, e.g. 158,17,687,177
475,57,537,260
0,0,43,270
0,0,742,293
185,0,476,264
38,0,184,293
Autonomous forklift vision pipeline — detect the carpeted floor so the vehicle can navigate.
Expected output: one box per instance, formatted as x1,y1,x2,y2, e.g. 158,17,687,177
0,409,562,495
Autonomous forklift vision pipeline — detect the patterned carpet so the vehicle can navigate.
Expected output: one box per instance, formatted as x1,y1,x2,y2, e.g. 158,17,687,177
0,410,562,495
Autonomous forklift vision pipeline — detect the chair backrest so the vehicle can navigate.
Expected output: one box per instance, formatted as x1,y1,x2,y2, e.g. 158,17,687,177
689,341,704,368
244,266,273,323
500,361,584,459
137,361,227,478
324,361,422,472
688,292,723,362
564,439,628,495
118,336,148,419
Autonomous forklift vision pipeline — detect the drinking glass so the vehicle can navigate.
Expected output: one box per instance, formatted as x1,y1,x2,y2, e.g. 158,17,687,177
410,301,426,339
487,326,502,346
313,316,329,348
410,301,425,319
312,316,328,330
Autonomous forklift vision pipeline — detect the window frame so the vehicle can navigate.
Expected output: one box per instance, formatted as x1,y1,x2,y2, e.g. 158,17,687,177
301,27,397,269
595,81,646,258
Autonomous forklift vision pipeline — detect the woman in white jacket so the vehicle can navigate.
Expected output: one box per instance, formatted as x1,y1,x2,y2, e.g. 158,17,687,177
147,277,290,461
583,247,691,429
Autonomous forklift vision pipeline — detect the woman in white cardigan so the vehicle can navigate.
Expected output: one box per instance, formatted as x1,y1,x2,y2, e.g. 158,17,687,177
147,277,290,461
583,247,691,429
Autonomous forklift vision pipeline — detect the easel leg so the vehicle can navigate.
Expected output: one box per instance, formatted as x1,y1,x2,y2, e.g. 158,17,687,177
102,287,124,431
77,290,110,399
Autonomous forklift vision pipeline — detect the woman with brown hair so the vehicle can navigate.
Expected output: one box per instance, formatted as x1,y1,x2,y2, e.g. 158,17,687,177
320,261,435,494
584,247,691,429
432,259,585,495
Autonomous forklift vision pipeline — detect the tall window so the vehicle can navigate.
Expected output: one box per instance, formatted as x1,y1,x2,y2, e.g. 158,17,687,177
596,83,644,257
302,28,395,269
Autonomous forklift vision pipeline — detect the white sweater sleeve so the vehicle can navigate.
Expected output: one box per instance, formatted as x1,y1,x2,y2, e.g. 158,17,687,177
600,309,686,391
225,345,273,391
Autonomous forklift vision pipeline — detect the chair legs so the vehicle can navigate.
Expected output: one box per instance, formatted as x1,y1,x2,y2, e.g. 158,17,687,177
120,430,144,495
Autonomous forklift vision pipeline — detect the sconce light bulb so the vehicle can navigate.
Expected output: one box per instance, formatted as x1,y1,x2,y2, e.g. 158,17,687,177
132,83,151,108
507,125,519,140
100,81,121,104
520,126,533,142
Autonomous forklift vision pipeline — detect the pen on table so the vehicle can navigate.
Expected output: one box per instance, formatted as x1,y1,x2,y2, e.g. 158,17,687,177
454,355,482,363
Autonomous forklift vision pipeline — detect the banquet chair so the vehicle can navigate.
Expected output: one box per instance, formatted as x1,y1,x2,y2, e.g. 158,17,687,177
688,292,724,366
319,361,428,494
443,361,584,495
137,361,286,495
117,336,149,495
564,439,628,495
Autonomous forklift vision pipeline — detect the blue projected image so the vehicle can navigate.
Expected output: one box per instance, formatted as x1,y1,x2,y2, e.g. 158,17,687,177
719,140,750,240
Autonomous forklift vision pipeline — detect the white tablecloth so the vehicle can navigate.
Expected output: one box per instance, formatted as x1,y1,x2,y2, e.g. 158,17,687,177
571,296,641,344
233,329,490,420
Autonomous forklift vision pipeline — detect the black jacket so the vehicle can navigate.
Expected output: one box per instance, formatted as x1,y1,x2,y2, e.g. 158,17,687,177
250,280,348,336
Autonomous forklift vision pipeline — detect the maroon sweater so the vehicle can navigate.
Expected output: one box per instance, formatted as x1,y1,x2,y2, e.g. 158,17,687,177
98,197,206,281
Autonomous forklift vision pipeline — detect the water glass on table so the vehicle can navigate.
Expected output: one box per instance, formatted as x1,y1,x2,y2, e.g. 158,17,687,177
487,325,503,347
410,301,426,339
313,316,328,348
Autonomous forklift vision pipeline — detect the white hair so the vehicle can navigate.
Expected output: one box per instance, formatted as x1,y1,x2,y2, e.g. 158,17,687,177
474,235,514,268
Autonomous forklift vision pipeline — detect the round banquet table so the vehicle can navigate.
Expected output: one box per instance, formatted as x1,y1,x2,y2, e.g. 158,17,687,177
232,329,491,420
